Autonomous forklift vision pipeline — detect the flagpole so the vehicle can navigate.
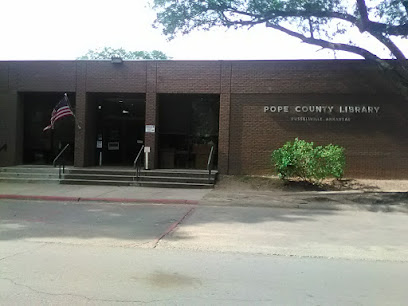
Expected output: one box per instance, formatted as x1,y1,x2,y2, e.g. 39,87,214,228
65,93,82,130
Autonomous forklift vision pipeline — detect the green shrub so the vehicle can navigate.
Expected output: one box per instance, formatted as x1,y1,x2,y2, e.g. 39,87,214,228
271,138,345,183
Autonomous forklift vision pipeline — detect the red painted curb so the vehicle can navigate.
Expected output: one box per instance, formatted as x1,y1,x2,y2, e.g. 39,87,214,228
0,194,198,205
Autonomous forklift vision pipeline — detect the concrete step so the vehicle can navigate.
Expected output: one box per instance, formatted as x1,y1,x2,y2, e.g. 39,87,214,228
59,180,216,188
63,174,215,184
0,167,62,174
63,174,135,182
60,179,132,187
62,168,218,188
137,175,215,184
66,169,134,176
139,170,217,179
0,166,217,188
135,181,214,189
0,166,62,183
60,179,214,189
0,177,61,184
0,172,60,179
66,168,217,179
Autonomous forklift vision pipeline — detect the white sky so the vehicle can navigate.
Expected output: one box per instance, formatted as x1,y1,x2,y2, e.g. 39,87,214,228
1,0,406,60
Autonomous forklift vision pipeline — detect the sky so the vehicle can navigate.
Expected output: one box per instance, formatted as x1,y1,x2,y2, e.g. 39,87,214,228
1,0,406,61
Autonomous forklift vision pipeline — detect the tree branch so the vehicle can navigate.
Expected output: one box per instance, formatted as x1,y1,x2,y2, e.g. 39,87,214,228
228,8,358,24
265,22,408,99
402,1,408,14
308,18,314,38
265,21,380,60
228,4,406,60
226,8,408,36
354,0,406,60
370,33,407,60
356,0,369,29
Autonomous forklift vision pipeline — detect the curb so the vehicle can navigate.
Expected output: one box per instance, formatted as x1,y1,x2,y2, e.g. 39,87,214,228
1,193,407,211
199,200,408,211
211,189,408,196
0,194,199,205
288,190,408,195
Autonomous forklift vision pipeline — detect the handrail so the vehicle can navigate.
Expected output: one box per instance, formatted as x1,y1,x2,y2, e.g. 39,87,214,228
53,144,70,167
134,145,145,182
53,144,70,179
0,144,6,152
133,145,145,168
207,146,214,183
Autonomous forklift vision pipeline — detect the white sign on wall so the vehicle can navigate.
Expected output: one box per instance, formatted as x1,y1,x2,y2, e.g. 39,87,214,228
145,125,155,133
108,142,119,151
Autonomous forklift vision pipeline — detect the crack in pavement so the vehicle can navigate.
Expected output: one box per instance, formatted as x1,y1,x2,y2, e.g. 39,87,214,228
153,206,196,248
1,277,278,304
0,277,168,304
0,243,47,262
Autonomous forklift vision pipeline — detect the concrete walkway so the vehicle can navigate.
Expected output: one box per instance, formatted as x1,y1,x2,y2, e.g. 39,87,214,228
0,181,408,212
0,183,210,204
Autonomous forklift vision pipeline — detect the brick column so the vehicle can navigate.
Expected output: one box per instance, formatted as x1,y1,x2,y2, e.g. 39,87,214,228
218,62,232,174
0,63,21,166
0,91,19,166
145,63,158,169
74,62,87,167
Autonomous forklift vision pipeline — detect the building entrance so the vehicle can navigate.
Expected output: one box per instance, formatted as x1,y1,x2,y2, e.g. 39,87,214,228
158,94,219,170
22,92,75,165
93,94,145,166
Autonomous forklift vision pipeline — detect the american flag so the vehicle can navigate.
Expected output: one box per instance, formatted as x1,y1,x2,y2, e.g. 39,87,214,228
43,95,74,131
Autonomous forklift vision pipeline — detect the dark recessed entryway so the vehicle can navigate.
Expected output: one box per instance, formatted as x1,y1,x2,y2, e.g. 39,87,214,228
158,94,220,170
22,92,75,165
89,93,145,167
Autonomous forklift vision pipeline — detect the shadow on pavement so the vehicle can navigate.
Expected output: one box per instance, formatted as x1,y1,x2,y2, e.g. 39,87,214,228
0,199,335,242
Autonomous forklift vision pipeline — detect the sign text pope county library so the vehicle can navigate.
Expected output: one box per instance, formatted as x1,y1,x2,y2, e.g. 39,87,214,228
263,105,380,114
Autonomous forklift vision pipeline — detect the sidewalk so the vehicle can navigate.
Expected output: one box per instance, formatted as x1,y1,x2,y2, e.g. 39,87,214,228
0,182,210,204
0,181,407,212
200,188,408,211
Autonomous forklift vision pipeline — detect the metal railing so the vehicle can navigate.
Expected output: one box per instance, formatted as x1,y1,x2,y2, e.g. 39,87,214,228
53,144,70,179
0,144,6,152
133,145,145,181
207,146,215,183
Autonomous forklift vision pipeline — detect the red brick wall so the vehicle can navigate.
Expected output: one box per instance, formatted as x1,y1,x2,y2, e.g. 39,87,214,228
228,93,408,178
1,60,407,178
86,61,147,92
12,61,77,92
218,62,232,173
146,63,158,169
229,60,395,94
157,61,221,93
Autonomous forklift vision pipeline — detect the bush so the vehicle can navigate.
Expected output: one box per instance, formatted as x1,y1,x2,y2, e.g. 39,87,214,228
271,138,345,183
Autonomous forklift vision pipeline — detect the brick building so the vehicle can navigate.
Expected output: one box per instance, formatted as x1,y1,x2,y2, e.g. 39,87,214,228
0,60,407,178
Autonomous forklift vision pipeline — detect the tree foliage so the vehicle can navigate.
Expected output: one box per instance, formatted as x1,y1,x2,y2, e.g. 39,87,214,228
151,0,408,97
77,47,169,60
